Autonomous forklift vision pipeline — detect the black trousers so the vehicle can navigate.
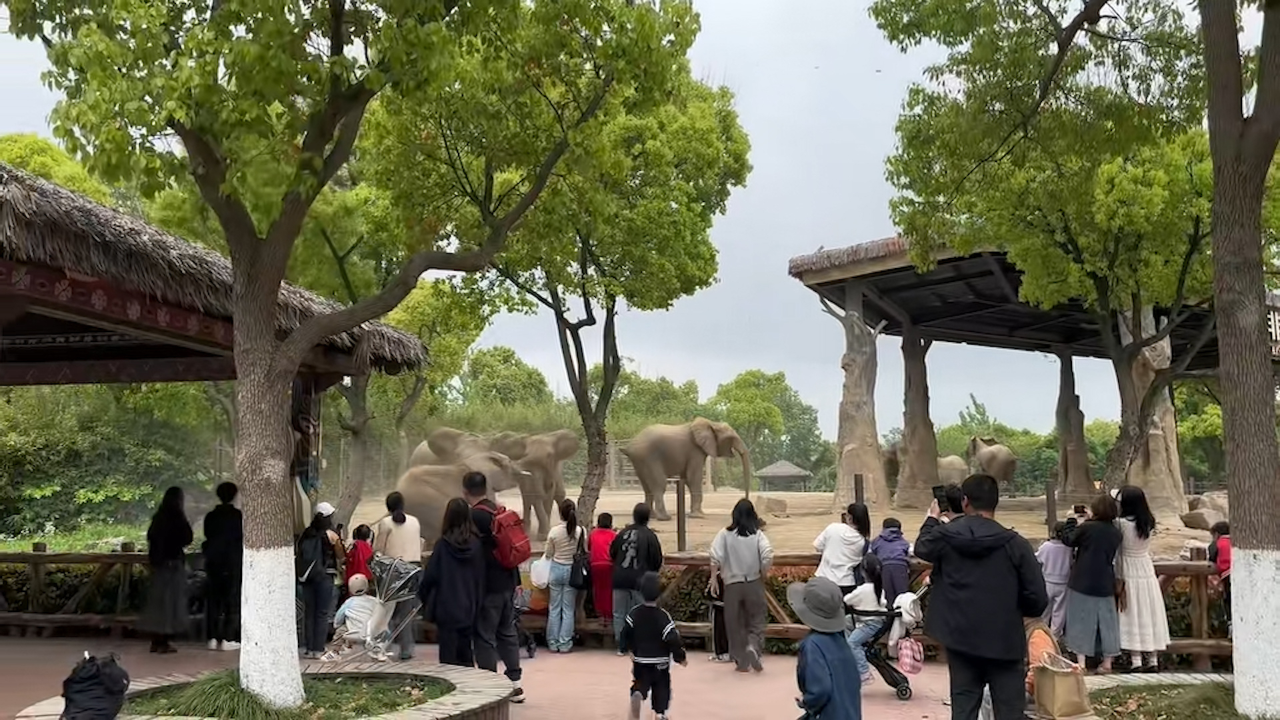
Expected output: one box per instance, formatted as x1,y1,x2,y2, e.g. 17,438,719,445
300,578,334,653
439,624,476,667
946,648,1026,720
205,564,241,643
631,662,672,714
475,591,522,681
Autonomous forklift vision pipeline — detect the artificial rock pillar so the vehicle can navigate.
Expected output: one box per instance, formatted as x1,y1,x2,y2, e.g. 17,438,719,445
1055,349,1095,503
895,327,939,508
1118,309,1187,520
823,283,890,509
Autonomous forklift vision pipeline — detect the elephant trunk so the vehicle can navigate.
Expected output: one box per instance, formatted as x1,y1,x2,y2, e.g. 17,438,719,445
733,438,753,500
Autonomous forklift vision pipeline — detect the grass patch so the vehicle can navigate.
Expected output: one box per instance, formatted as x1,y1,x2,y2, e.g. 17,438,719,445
125,670,452,719
0,523,148,552
1093,683,1239,720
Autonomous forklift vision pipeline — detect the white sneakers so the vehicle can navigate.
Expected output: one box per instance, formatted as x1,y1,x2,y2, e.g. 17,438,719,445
510,680,525,704
207,640,240,651
629,690,643,720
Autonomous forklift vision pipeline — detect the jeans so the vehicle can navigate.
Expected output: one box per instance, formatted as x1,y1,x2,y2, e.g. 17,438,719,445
612,589,643,646
475,591,522,681
847,618,886,678
205,564,241,643
300,578,334,653
946,648,1026,720
547,561,577,651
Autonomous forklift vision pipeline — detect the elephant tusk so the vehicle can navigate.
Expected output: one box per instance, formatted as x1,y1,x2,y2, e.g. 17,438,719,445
518,470,533,476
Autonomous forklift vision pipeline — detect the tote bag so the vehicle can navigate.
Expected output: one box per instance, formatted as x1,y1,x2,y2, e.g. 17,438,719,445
1033,652,1097,719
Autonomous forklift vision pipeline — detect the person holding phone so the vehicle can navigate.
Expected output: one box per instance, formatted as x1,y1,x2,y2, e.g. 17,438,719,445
813,503,872,595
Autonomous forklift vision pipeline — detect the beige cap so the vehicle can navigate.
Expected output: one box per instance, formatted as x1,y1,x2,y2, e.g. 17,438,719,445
348,573,369,595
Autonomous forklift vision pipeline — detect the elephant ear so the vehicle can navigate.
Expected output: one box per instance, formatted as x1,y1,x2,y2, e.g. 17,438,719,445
980,436,999,447
553,430,581,459
427,427,463,459
690,418,718,457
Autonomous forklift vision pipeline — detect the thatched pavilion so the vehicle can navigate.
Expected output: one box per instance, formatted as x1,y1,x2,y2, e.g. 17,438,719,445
755,460,813,493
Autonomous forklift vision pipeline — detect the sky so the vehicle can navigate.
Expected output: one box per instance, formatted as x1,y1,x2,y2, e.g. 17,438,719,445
0,0,1126,439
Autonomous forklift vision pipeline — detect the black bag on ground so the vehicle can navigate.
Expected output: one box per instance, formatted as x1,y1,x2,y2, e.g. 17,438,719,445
61,652,129,719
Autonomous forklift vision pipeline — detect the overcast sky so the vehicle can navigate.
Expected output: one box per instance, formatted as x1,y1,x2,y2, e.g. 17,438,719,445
0,0,1126,438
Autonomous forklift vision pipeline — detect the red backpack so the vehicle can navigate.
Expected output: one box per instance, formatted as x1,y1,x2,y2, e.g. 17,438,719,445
480,504,532,569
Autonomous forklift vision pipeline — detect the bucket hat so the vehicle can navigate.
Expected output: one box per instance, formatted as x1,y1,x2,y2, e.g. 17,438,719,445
786,576,847,634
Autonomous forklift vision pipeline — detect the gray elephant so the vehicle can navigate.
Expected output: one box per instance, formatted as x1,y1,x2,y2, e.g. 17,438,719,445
393,451,528,544
515,430,580,538
408,427,491,467
882,441,969,486
967,436,1017,485
621,417,752,521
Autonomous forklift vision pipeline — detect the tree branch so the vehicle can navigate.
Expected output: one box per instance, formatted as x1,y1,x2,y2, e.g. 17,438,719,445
395,372,429,429
319,227,363,305
1138,312,1217,427
1123,216,1207,355
1198,0,1246,154
592,294,621,426
167,120,259,253
1246,0,1280,163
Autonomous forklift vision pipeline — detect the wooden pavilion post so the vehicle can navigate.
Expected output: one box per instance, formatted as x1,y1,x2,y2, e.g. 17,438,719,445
1055,347,1094,503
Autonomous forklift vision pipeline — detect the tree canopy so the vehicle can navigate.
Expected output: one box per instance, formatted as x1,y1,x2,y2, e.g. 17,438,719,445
0,133,113,204
456,346,555,408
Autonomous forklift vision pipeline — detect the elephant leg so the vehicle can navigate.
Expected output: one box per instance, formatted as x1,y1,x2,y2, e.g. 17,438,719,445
533,497,552,539
685,460,706,518
638,460,671,521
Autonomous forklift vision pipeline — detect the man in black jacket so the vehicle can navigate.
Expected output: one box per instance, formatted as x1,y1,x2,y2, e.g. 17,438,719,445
610,503,664,651
464,472,524,704
915,474,1048,720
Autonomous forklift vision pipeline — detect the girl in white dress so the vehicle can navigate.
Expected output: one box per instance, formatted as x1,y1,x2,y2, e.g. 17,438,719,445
1115,487,1170,672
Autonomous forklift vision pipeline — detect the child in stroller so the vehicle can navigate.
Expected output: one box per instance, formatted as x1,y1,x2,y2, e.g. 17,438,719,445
322,557,421,662
846,583,929,701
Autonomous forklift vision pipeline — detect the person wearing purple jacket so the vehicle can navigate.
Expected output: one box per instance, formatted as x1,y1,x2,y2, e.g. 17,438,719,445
869,518,912,607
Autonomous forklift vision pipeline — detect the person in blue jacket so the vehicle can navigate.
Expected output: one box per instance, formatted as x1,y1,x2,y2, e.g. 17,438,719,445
788,576,861,720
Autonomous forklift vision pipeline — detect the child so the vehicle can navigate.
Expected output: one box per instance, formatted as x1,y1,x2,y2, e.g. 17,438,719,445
843,554,887,686
1208,521,1231,625
590,513,618,626
1036,521,1073,636
620,571,687,720
706,572,730,662
333,573,380,648
345,524,374,589
869,517,911,607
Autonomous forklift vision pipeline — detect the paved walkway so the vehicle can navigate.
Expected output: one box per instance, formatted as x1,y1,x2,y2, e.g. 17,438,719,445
0,638,955,719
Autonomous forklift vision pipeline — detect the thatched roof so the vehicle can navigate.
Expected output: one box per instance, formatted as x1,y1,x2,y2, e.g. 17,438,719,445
754,460,813,478
787,236,909,278
0,162,425,372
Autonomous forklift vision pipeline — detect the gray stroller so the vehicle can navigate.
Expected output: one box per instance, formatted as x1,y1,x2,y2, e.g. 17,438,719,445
322,556,422,662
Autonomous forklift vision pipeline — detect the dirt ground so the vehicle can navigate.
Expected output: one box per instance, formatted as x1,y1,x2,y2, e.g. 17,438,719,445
352,486,1209,560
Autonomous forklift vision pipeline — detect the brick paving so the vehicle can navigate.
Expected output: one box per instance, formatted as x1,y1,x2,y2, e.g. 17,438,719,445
0,638,956,719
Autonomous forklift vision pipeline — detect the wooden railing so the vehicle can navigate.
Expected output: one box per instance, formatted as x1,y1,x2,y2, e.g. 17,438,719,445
0,546,1231,668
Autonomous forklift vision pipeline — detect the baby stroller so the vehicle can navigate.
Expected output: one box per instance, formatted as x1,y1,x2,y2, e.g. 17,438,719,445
513,587,538,659
848,585,930,701
323,556,421,662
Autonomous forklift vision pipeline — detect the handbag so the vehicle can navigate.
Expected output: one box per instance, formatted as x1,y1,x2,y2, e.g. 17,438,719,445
1034,652,1097,719
896,637,924,674
569,530,590,590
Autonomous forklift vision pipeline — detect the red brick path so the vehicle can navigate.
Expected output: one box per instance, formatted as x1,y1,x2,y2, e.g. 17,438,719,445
0,638,955,719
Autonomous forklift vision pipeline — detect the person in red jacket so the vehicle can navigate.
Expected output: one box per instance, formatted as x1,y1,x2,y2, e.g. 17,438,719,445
345,524,374,589
1209,521,1232,625
589,513,618,628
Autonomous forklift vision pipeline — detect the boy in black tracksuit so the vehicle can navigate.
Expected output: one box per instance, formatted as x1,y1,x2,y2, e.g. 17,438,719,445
620,572,686,720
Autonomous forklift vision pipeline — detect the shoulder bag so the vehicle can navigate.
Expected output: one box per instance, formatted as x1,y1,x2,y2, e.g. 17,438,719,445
569,529,591,590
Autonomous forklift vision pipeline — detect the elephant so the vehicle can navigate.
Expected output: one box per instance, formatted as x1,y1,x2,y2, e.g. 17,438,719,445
394,450,529,544
409,427,527,468
621,417,752,522
515,430,580,539
967,436,1017,485
882,441,969,487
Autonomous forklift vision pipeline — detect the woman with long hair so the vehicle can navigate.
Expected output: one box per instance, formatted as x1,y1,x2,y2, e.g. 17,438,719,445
373,491,423,661
141,486,193,653
298,504,340,658
710,498,775,673
543,498,588,652
420,498,484,666
813,502,871,596
1116,486,1170,671
1061,494,1123,673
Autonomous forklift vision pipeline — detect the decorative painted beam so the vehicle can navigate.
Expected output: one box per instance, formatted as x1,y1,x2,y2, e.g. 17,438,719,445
0,357,235,386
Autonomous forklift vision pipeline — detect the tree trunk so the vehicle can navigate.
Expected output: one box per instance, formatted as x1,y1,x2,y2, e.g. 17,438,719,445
1117,309,1187,521
895,328,939,508
234,303,306,708
824,289,889,510
334,374,372,530
1210,160,1280,718
576,418,608,523
1055,349,1094,502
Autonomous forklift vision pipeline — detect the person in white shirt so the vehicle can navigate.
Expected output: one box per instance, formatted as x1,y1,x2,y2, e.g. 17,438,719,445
813,503,872,595
710,499,775,673
333,573,380,646
543,498,588,652
843,553,888,686
372,491,423,661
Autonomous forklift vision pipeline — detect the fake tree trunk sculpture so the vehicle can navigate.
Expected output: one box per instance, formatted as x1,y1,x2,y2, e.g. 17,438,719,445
895,328,939,508
1116,309,1186,521
820,291,890,509
1055,349,1095,503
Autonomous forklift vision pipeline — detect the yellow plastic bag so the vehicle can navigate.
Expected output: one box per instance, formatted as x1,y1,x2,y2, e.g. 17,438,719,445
1033,652,1096,719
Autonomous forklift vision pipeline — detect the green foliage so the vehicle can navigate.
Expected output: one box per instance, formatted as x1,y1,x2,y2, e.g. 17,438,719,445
708,370,827,487
0,561,151,615
455,346,554,408
1175,382,1225,489
125,670,451,719
0,133,113,204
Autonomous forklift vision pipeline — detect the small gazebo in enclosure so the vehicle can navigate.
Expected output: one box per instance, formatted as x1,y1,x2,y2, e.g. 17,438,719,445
755,460,813,493
0,162,425,503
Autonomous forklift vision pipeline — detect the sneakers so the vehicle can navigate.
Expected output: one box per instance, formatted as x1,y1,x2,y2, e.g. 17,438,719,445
222,641,240,651
709,653,731,663
510,681,525,704
747,647,763,672
207,640,219,651
629,690,643,720
861,672,875,686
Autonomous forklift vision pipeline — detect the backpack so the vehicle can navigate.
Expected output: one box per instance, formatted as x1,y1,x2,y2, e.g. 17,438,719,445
296,531,324,583
481,505,532,570
62,652,129,719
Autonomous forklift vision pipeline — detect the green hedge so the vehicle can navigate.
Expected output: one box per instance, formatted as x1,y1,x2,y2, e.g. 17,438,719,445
0,562,152,614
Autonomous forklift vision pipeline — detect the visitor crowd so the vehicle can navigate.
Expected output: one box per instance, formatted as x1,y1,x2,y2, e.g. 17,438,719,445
133,466,1222,720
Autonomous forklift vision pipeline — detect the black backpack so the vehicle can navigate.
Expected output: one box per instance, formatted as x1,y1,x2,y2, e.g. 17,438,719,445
62,652,129,719
296,531,324,582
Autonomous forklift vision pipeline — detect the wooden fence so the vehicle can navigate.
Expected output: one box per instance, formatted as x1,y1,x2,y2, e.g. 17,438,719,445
0,546,1231,669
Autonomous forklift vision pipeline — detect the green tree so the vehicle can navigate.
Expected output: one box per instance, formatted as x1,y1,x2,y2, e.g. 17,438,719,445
480,74,752,520
707,370,825,488
458,346,555,408
0,133,113,204
5,0,698,704
1175,382,1225,490
586,362,702,437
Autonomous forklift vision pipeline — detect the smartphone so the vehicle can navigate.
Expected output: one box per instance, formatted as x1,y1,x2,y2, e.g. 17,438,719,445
1073,504,1086,516
931,485,948,506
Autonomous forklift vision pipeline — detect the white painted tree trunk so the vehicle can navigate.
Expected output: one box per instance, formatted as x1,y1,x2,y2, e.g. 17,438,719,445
240,546,305,706
1231,548,1280,715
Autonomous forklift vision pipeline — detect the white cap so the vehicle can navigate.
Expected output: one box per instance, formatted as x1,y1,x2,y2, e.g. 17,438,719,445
315,501,336,517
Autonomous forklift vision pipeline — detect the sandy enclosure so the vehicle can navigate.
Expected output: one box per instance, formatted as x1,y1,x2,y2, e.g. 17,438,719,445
352,487,1208,560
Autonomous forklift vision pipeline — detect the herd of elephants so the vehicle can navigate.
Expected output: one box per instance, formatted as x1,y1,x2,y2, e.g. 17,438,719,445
295,418,1018,546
